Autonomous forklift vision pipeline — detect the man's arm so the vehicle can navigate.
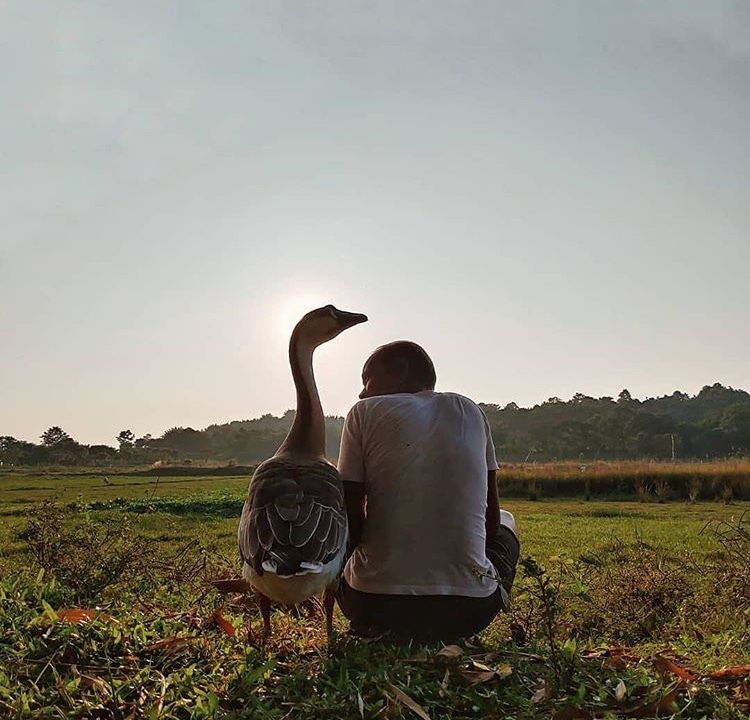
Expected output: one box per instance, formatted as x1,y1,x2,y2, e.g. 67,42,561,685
338,407,366,556
343,481,366,555
485,470,501,539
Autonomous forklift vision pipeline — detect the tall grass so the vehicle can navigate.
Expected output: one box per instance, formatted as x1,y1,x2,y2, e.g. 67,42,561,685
497,458,750,500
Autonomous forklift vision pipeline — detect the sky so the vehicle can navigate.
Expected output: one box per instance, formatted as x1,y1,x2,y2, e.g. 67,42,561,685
1,1,749,446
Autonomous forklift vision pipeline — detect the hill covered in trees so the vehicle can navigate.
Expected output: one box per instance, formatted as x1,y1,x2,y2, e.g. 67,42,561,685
2,383,749,467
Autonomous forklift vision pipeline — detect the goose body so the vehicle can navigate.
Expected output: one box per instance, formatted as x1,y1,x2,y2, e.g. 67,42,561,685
237,305,367,635
238,457,347,605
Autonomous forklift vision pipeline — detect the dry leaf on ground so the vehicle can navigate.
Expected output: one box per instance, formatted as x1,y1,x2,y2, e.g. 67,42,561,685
436,644,463,659
653,655,698,681
388,684,431,720
458,660,512,684
707,665,750,682
212,606,236,637
438,668,450,697
614,679,627,702
56,608,115,624
531,681,550,704
459,669,496,684
356,691,364,719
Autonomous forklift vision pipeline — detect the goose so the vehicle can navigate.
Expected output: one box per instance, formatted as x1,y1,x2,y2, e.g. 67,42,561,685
237,304,367,637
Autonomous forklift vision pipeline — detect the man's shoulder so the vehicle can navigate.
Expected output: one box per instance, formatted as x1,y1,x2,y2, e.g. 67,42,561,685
437,391,480,406
349,394,417,414
433,391,486,415
350,391,482,416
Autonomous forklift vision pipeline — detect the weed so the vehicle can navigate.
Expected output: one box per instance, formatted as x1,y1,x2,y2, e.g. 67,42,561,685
688,476,702,503
705,511,750,611
16,501,157,603
571,539,696,643
634,476,652,503
654,477,670,503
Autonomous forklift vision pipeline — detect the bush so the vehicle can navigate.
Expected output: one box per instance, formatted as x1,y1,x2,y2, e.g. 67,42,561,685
16,501,157,602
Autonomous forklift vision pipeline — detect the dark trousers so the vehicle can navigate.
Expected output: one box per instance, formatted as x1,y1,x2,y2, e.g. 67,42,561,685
337,526,520,641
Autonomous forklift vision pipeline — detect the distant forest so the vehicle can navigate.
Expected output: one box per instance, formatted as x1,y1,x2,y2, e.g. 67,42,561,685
2,383,749,467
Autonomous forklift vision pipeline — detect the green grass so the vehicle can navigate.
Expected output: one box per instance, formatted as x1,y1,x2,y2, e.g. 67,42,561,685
1,470,749,718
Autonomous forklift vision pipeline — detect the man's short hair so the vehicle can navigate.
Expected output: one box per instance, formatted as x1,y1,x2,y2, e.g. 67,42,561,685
371,341,437,391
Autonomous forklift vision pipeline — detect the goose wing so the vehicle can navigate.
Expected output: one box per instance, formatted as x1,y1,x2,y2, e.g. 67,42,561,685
238,458,347,576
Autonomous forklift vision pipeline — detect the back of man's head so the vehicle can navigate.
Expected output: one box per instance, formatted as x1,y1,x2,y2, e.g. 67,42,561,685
370,341,437,392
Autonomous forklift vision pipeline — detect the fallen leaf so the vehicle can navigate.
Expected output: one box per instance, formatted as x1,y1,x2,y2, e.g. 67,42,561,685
57,609,115,624
653,656,698,682
580,649,605,659
459,669,497,684
356,691,364,719
707,665,750,682
436,644,463,659
212,606,236,637
496,664,513,680
468,660,493,672
388,684,431,720
531,682,549,704
438,669,449,697
614,679,627,702
212,578,252,593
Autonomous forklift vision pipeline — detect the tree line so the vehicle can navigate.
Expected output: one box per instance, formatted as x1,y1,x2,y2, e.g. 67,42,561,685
2,383,749,467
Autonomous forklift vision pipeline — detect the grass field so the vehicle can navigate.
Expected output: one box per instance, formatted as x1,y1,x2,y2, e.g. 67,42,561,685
1,466,749,718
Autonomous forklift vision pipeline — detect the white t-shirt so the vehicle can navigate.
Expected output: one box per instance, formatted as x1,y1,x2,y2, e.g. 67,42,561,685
338,391,501,597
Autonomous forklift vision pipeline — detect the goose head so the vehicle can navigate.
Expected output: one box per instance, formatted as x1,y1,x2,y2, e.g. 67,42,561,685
293,305,368,346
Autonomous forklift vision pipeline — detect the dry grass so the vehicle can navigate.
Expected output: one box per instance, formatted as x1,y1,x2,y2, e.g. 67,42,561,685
496,459,750,500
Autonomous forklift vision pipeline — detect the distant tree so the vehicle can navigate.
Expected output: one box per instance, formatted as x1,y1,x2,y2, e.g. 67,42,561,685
618,389,633,404
161,427,210,457
41,426,71,446
89,444,118,464
0,436,36,465
116,430,135,449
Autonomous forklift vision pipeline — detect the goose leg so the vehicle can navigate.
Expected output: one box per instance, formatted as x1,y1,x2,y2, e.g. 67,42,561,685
323,587,336,638
258,593,272,637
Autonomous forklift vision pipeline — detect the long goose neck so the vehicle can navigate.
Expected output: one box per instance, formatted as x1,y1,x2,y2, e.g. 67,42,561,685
276,329,325,459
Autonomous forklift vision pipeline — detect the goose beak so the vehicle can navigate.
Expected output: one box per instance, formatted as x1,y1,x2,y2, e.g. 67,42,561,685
335,309,368,329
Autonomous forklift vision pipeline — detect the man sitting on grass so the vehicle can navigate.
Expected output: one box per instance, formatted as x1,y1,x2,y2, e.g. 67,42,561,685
336,341,519,641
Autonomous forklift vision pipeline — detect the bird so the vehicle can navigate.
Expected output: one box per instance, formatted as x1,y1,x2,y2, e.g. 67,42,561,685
236,304,367,637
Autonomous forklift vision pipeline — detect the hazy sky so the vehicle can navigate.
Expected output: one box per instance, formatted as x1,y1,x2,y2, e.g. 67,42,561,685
2,1,749,446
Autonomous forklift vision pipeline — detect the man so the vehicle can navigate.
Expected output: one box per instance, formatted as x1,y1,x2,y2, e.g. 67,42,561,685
336,340,520,640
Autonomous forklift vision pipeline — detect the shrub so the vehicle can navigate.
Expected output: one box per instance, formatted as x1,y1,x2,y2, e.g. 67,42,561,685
16,501,157,602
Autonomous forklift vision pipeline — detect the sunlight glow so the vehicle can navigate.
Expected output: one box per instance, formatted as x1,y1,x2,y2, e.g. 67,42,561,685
271,293,333,340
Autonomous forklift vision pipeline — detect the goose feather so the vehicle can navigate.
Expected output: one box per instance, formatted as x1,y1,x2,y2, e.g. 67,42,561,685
239,457,347,581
